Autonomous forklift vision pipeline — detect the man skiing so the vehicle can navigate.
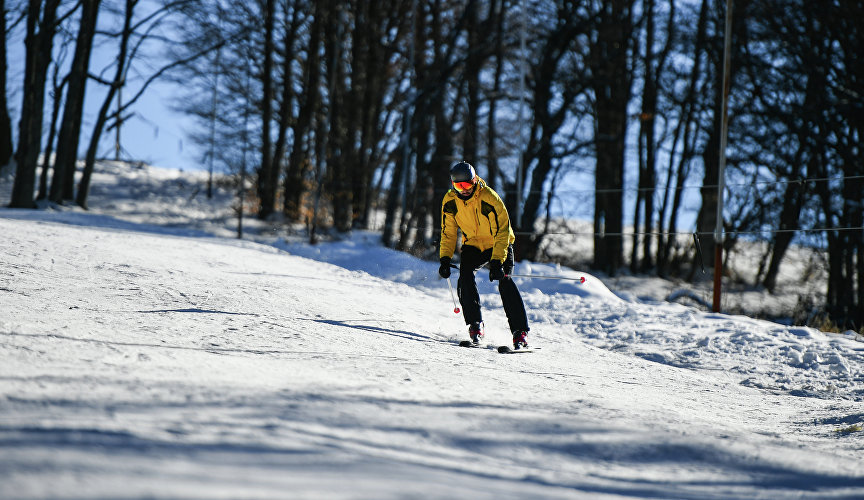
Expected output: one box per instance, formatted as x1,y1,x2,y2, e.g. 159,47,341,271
438,160,530,349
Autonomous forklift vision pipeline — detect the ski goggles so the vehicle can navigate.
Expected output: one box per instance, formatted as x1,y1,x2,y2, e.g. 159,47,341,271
452,180,476,191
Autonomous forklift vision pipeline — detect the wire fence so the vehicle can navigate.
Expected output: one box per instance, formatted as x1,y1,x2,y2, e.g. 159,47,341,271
496,173,864,197
510,226,864,238
376,172,864,242
501,172,864,239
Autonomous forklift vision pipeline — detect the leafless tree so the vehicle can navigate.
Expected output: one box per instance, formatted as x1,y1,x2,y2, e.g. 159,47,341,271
9,0,62,208
50,0,100,204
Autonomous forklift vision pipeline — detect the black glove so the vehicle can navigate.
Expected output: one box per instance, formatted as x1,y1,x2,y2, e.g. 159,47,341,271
438,257,452,279
488,259,504,281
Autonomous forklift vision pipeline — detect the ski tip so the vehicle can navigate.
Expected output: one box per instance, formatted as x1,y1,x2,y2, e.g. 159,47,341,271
459,340,475,347
498,345,535,353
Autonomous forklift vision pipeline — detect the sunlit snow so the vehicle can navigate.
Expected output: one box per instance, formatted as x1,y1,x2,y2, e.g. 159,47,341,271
1,161,862,499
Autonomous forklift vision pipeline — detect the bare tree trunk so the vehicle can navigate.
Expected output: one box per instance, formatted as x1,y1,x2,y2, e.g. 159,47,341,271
77,0,135,209
345,0,367,230
284,0,322,221
762,179,804,292
0,0,13,168
37,59,65,200
462,0,479,161
350,0,395,229
485,0,505,188
270,2,301,211
406,89,436,255
323,0,351,232
10,0,61,208
256,0,276,219
632,0,660,272
50,0,100,204
383,0,420,249
761,72,821,292
657,0,707,276
591,0,633,276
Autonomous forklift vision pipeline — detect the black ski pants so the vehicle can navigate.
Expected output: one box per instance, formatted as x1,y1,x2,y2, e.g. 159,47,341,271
457,244,529,333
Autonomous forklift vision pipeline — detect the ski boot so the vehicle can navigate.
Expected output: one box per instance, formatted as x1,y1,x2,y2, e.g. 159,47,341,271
512,330,528,350
469,321,485,344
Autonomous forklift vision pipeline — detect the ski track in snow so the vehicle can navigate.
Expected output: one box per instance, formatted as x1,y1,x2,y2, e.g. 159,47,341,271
1,162,863,499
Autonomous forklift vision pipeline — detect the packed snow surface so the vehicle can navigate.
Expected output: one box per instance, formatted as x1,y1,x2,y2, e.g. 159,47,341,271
1,162,863,499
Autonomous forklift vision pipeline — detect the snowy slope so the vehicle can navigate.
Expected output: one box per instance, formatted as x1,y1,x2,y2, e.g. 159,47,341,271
1,162,863,499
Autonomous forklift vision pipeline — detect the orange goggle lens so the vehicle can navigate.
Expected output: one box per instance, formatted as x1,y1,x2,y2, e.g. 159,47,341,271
452,180,475,191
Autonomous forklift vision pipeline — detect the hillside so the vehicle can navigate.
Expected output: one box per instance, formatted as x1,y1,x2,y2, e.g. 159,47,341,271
0,161,862,499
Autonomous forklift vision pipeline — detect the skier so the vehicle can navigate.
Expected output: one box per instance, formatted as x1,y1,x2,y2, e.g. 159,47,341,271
438,160,531,349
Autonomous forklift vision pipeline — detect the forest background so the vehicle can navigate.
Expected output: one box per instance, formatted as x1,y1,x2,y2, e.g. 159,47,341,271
2,0,863,331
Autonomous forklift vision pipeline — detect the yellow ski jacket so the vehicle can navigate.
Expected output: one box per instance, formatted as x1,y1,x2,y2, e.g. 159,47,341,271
439,177,515,263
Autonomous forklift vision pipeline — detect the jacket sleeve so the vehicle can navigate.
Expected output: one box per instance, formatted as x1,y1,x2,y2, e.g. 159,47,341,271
440,196,459,259
487,190,512,262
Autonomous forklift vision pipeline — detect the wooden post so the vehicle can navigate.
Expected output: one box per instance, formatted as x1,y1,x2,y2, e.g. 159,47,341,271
713,0,734,313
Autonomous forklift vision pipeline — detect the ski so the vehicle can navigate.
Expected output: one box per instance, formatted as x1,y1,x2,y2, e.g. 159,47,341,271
457,341,537,352
497,345,536,354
